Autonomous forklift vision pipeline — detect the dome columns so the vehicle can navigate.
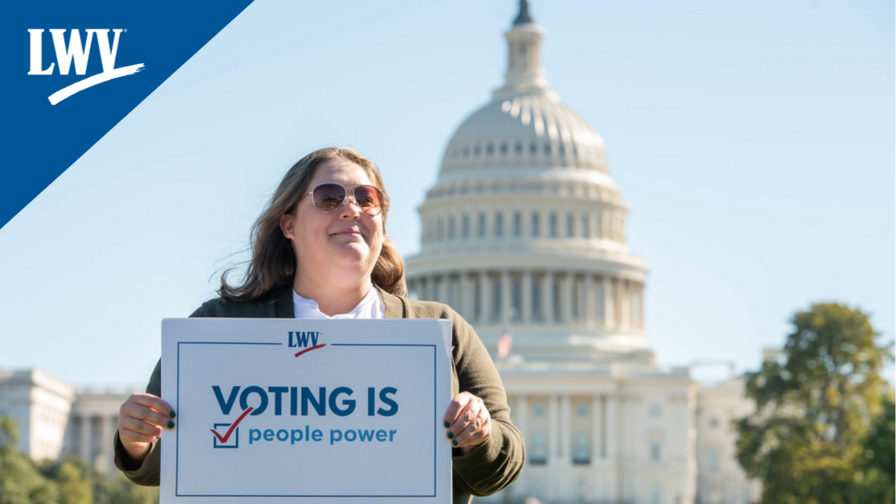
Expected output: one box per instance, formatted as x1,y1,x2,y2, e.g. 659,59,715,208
418,199,630,251
407,269,645,333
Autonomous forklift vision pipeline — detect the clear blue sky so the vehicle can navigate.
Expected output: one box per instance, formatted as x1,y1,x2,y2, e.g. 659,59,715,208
1,0,892,387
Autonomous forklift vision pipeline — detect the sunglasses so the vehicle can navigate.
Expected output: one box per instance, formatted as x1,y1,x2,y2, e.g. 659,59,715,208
307,183,385,216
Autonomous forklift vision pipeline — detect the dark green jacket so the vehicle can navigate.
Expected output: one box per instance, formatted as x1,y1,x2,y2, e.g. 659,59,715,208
114,286,525,504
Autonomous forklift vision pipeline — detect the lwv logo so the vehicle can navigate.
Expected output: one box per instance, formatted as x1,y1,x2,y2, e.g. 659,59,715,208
288,331,326,358
28,29,144,105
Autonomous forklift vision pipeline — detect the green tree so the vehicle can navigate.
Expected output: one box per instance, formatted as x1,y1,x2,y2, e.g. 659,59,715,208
735,303,893,504
0,417,57,504
0,416,159,504
55,461,91,504
106,475,159,504
850,391,895,504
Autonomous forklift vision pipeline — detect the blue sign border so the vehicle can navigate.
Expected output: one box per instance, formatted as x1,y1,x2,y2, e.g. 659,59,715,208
175,341,438,498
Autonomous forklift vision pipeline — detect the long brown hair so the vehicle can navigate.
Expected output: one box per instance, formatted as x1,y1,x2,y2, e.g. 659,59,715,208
219,147,406,302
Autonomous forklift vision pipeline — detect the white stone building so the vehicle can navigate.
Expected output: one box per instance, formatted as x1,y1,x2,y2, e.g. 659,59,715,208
0,370,74,461
61,388,133,474
405,2,758,503
0,369,133,475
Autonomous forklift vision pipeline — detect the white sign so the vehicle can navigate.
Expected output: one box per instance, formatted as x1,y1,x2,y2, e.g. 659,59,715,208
160,318,453,504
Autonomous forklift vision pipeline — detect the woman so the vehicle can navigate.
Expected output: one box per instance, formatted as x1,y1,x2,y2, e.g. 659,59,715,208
114,147,525,503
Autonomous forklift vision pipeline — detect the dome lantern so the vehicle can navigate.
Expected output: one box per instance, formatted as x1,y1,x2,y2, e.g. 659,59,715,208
495,1,551,100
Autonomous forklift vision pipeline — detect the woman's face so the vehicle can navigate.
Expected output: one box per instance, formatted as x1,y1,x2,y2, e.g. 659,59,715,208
280,158,385,289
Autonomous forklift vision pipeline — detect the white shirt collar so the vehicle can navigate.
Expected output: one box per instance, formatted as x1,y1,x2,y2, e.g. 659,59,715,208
292,286,385,319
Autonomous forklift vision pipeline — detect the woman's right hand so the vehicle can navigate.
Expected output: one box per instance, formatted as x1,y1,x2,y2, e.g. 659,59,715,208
118,393,176,462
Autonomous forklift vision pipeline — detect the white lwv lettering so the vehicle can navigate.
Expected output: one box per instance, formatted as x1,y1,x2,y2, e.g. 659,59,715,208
26,28,144,105
28,29,123,76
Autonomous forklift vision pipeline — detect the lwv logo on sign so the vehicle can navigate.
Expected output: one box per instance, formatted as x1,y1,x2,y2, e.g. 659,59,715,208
27,29,144,105
288,331,326,358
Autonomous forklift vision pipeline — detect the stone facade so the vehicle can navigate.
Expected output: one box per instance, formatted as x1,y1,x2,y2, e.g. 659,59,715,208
0,370,74,461
61,388,133,474
0,370,134,475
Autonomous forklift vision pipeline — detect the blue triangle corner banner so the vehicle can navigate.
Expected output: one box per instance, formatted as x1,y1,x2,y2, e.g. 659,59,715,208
0,0,254,230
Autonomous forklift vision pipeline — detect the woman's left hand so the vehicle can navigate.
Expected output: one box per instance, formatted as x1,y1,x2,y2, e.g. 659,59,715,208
443,391,492,454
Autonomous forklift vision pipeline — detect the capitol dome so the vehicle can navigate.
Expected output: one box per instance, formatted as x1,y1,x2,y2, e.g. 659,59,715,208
405,0,651,363
440,92,609,175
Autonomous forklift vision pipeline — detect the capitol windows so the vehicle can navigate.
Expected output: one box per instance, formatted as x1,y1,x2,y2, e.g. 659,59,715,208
472,277,481,320
529,141,537,155
473,144,481,156
649,403,662,418
650,440,662,461
529,479,546,500
552,278,561,321
576,403,588,416
549,213,558,238
486,142,494,155
576,479,590,503
462,146,470,157
709,416,719,428
437,217,444,241
477,213,486,238
499,142,508,155
573,434,591,465
447,277,457,308
566,213,575,238
650,483,662,504
513,212,522,237
462,215,470,239
581,215,589,238
534,402,546,416
543,142,551,155
709,449,721,472
514,142,522,154
531,278,542,321
491,277,503,322
511,278,522,322
494,212,504,237
448,216,456,240
428,277,440,303
531,212,540,237
531,435,547,464
559,143,566,157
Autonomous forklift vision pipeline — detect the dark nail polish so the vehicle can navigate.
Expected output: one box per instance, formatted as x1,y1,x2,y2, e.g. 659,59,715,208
444,421,450,428
156,436,160,441
447,432,454,439
169,410,176,418
167,420,175,429
452,440,458,446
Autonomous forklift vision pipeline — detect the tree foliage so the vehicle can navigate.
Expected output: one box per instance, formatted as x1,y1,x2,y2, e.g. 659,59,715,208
735,303,894,504
850,391,895,504
0,417,159,504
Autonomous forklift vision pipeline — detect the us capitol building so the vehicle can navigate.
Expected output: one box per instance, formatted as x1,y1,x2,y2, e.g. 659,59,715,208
0,3,759,503
404,2,760,503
